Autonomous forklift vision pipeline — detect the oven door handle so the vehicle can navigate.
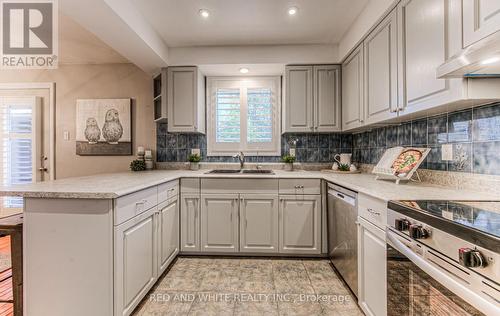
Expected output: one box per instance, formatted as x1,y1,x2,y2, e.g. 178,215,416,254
387,231,499,316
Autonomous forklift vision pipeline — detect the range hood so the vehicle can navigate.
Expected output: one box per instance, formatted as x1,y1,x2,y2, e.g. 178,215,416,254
437,31,500,78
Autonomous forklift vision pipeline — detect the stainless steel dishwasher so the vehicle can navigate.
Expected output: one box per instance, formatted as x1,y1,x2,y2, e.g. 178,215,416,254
327,183,358,297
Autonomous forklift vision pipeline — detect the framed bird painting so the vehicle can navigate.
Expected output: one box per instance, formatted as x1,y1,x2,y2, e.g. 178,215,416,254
75,98,132,155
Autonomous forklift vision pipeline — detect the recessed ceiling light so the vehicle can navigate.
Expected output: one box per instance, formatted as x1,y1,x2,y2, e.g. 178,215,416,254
239,68,249,74
481,57,500,65
288,6,298,16
199,9,210,18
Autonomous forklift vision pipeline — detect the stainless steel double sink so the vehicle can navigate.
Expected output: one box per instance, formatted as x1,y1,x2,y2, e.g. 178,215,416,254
206,169,274,175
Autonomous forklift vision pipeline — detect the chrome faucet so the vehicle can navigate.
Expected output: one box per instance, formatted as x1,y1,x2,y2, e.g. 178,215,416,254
233,151,245,169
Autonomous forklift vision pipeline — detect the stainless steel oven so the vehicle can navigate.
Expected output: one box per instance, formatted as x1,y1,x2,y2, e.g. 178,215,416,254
386,201,500,316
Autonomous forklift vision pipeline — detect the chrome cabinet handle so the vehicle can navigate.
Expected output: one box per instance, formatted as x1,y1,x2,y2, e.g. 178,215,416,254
294,185,304,189
367,208,381,216
136,199,147,205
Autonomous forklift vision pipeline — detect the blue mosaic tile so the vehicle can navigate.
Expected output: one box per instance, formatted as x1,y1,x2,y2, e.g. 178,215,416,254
425,146,447,171
307,134,319,148
386,126,398,147
188,135,200,149
319,149,331,162
157,123,168,136
448,109,472,143
427,114,448,144
473,103,500,141
166,134,177,148
341,134,353,149
296,148,307,162
329,134,341,149
473,141,500,175
295,134,307,148
411,119,428,146
352,149,361,163
306,149,319,162
370,148,385,164
360,149,370,164
157,135,166,150
448,143,472,172
318,134,330,148
398,123,412,146
369,130,377,148
157,148,167,162
177,149,189,162
165,149,177,162
353,133,362,148
177,134,188,149
361,132,370,147
377,128,386,147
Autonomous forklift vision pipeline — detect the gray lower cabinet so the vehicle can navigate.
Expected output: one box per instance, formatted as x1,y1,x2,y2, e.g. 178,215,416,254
157,197,179,275
180,194,201,252
114,208,157,316
201,194,239,253
239,194,279,253
279,194,321,254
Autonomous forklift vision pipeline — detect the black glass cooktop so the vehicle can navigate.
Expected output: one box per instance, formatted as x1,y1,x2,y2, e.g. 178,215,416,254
388,200,500,253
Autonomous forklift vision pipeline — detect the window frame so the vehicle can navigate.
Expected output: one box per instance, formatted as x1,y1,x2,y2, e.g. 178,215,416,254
206,76,281,156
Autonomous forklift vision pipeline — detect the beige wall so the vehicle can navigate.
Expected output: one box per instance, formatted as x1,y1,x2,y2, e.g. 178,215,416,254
0,64,154,179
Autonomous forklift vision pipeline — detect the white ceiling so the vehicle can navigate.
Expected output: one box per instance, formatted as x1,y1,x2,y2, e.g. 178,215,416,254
131,0,369,47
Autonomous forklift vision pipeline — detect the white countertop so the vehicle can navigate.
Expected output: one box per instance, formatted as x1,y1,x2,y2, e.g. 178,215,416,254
0,169,497,201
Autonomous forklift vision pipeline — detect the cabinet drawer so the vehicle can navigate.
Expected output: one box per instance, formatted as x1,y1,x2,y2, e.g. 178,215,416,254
180,178,200,193
115,186,158,225
158,181,179,203
279,179,321,195
201,179,278,194
358,193,386,229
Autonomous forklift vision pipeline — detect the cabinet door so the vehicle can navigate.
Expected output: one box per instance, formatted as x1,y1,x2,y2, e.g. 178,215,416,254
342,45,365,131
240,194,279,253
398,0,460,115
167,66,198,132
284,66,314,132
279,195,321,254
201,194,239,252
358,217,387,316
463,0,500,47
364,9,399,124
158,198,179,275
313,65,341,132
114,208,157,316
180,194,200,252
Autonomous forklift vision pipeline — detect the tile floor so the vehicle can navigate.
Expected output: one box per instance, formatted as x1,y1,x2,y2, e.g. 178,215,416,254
133,257,363,316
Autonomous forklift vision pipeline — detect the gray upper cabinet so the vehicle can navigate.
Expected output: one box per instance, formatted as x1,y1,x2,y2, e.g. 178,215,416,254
239,194,279,253
364,9,399,124
463,0,500,48
284,66,313,132
284,65,341,133
201,194,239,253
314,65,341,132
342,45,365,131
167,66,205,133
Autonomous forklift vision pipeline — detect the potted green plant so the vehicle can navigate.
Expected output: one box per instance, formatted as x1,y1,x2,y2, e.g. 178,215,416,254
188,153,201,170
282,154,296,171
130,159,146,172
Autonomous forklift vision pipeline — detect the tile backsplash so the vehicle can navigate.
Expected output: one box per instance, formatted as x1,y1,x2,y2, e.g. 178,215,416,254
352,102,500,176
156,123,353,163
157,102,500,176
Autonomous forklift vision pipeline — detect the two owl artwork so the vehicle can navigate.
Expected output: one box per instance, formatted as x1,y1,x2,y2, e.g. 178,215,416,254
84,109,124,144
76,99,132,156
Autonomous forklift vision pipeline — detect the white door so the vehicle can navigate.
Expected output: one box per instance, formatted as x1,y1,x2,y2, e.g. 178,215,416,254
157,197,179,275
342,45,365,130
114,208,157,316
239,194,279,253
201,194,239,253
284,66,314,132
180,194,200,252
364,9,399,124
279,194,321,254
167,67,197,132
463,0,500,47
313,65,341,132
357,217,387,316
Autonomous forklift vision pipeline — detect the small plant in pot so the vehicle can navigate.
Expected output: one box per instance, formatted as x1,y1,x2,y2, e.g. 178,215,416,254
282,154,296,171
188,153,201,170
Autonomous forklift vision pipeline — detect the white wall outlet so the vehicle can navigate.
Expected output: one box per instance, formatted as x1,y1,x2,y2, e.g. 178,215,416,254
289,148,296,157
441,144,453,161
63,131,70,141
191,148,200,155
